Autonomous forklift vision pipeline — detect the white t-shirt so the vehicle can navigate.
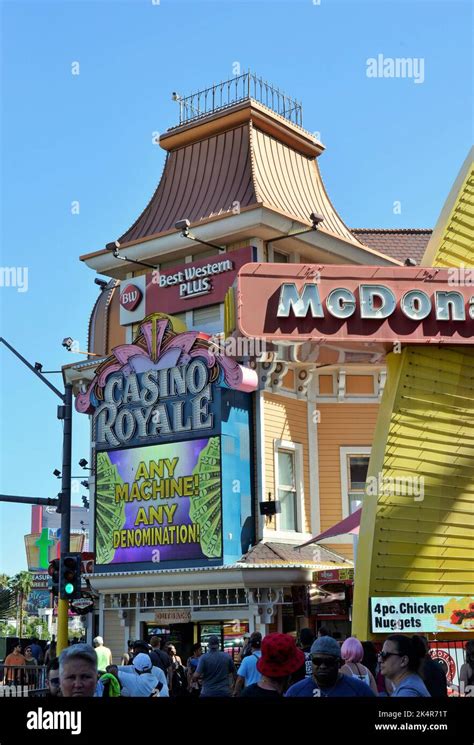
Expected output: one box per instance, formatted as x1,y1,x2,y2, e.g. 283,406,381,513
117,665,169,697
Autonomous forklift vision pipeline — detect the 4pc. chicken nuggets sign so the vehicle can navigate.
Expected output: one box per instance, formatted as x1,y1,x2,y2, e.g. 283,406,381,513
371,596,474,633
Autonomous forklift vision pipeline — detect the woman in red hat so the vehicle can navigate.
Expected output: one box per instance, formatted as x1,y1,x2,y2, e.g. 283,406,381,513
240,633,304,698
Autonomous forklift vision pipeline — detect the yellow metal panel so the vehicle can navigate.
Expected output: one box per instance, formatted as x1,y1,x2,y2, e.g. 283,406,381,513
353,151,474,640
353,345,474,639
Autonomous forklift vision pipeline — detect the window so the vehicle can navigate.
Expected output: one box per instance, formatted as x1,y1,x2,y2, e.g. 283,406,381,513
191,250,221,261
273,440,304,533
339,447,371,518
192,304,222,333
159,258,183,270
277,450,297,530
347,456,370,513
273,250,289,263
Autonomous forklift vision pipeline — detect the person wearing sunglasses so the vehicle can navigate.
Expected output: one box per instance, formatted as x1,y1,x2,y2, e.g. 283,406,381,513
286,636,375,697
45,658,61,697
378,635,430,697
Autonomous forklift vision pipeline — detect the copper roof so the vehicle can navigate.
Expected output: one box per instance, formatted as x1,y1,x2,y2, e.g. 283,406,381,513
251,127,357,243
120,124,255,243
351,228,432,264
118,100,364,248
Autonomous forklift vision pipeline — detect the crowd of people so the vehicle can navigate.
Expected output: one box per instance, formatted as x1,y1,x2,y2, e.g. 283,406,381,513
35,631,474,699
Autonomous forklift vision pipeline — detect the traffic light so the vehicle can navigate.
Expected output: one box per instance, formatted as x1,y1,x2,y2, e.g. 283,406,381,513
48,558,60,597
60,553,81,600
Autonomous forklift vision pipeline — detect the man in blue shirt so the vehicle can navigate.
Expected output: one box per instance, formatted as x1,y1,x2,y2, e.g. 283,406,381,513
233,632,262,695
193,635,236,697
286,636,375,697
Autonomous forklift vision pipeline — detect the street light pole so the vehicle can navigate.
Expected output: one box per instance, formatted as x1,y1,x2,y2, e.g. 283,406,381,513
56,383,72,655
0,338,72,654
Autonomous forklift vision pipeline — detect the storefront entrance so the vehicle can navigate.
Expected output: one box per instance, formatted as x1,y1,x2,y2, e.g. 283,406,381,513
143,620,249,664
144,622,194,661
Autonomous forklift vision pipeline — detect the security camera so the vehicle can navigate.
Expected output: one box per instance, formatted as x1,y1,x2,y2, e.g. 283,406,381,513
105,240,121,251
404,257,417,266
310,212,325,229
79,458,88,469
53,469,61,478
175,219,190,231
94,278,108,290
171,92,181,101
34,362,43,373
62,337,74,350
175,218,191,237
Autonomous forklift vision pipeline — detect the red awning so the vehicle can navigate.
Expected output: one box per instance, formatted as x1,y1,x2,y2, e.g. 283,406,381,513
296,508,362,548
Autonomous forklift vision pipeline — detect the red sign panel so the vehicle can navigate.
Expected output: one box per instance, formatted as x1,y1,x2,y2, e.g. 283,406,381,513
146,245,255,314
237,264,474,346
120,284,143,311
316,568,354,583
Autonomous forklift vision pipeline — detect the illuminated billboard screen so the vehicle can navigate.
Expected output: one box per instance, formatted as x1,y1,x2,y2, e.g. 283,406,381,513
95,437,222,566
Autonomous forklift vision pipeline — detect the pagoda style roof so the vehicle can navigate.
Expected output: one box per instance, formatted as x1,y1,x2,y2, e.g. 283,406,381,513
117,97,364,249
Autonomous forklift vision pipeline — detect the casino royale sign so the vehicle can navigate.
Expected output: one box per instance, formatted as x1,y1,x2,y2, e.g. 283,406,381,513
237,264,474,345
94,360,213,447
76,315,258,448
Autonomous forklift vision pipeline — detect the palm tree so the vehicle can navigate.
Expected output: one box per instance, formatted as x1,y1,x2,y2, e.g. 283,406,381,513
0,587,16,621
9,572,33,637
0,573,15,625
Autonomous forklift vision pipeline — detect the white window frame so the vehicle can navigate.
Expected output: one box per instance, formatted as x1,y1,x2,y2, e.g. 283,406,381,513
317,447,370,546
272,440,305,537
340,447,371,520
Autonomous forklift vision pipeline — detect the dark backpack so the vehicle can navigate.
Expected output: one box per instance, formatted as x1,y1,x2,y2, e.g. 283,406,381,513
171,664,189,697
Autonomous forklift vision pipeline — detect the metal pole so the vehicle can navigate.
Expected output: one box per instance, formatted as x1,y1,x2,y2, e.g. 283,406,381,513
0,495,60,507
57,383,73,654
0,338,73,653
0,337,64,401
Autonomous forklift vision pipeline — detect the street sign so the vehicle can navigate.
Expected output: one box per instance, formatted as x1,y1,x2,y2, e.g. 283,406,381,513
70,597,94,614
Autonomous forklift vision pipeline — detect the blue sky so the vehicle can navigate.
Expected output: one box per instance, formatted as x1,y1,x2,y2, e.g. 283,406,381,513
0,0,472,576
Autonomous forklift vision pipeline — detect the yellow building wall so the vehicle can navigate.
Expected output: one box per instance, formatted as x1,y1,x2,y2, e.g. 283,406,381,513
317,403,380,555
352,154,474,640
263,393,311,533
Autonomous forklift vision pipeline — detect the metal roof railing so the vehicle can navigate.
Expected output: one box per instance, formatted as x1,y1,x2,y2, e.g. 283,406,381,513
174,71,303,127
